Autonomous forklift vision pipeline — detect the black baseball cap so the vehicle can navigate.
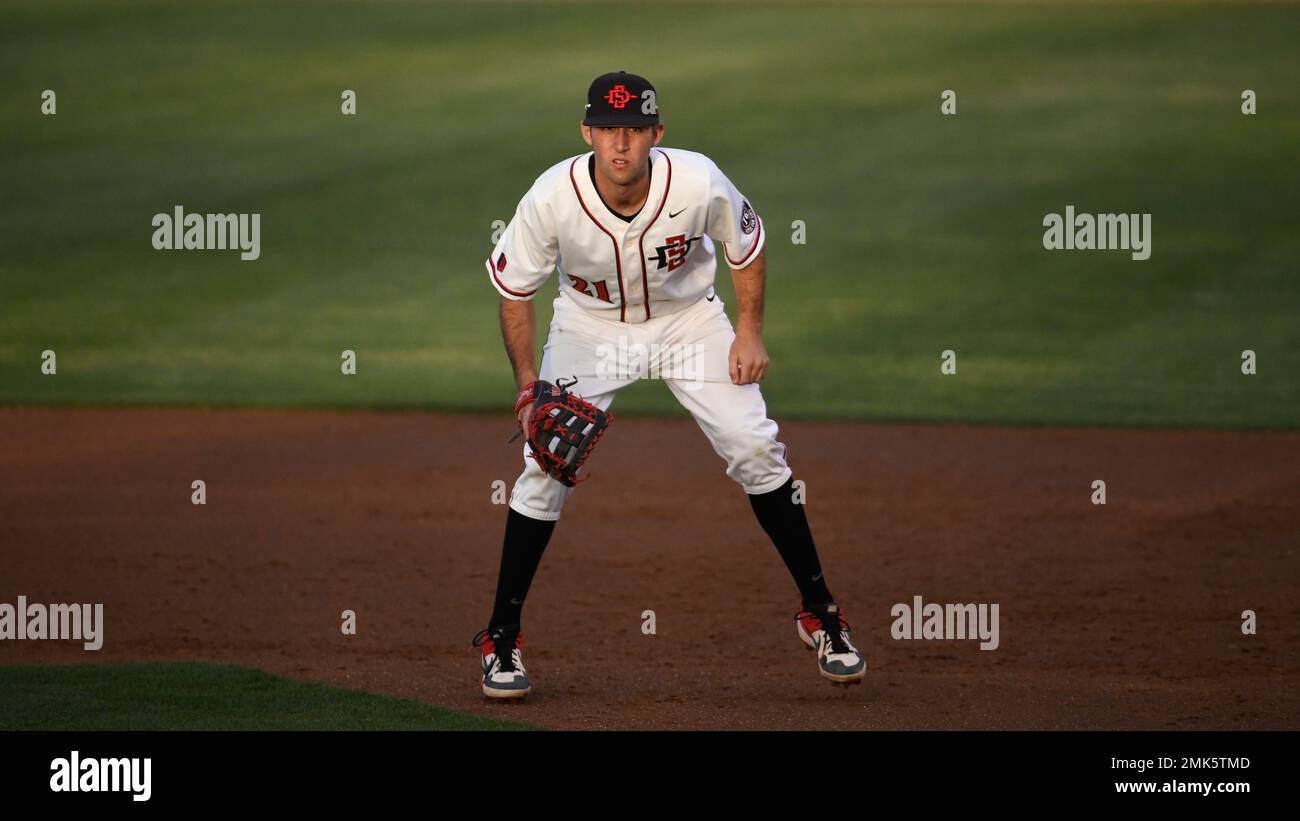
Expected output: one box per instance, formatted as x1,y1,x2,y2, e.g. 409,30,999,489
582,71,659,127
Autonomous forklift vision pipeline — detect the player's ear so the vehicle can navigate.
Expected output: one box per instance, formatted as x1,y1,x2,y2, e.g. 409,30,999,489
580,124,593,146
652,123,664,146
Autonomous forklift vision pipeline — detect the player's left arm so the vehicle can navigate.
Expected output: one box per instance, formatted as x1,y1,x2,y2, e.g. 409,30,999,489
728,246,769,385
703,158,768,385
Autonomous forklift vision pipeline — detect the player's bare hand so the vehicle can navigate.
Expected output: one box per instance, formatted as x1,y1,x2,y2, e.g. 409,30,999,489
729,329,769,385
516,401,534,429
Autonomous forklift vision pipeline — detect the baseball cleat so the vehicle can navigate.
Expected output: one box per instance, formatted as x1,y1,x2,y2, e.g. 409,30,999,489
471,624,532,701
795,603,866,686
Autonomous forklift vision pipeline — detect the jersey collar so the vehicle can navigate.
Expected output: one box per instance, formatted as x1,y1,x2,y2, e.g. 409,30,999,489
571,147,670,237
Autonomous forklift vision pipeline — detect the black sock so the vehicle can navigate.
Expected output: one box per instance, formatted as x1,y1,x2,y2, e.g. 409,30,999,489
748,476,834,609
488,508,557,629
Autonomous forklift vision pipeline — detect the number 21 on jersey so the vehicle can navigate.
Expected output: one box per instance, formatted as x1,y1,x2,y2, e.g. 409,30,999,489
567,274,613,303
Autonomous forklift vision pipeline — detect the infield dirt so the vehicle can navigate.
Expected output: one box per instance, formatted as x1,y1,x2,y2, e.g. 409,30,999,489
3,408,1297,729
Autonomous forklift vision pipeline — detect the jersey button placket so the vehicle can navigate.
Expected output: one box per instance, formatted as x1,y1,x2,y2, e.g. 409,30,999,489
611,231,637,323
616,231,642,323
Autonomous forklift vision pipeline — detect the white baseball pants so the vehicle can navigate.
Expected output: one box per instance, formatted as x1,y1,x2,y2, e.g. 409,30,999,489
509,291,792,521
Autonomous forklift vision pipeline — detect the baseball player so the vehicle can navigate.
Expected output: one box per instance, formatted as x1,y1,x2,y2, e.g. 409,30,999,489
471,71,865,700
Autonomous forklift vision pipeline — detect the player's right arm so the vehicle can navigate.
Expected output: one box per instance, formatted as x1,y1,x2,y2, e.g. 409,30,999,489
500,297,539,426
487,176,560,425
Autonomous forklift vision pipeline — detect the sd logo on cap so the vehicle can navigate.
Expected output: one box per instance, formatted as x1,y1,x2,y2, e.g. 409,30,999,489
583,71,659,126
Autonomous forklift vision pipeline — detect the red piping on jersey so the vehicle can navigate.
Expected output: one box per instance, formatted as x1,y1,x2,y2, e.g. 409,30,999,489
725,215,764,268
569,156,628,322
486,257,536,298
636,148,672,322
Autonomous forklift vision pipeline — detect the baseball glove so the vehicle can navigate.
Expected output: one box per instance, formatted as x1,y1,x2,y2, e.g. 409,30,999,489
510,377,612,487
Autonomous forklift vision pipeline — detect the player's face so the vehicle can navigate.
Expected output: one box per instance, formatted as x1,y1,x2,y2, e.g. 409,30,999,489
582,124,664,185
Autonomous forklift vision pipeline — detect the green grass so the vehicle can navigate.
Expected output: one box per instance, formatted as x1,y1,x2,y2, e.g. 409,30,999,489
0,662,537,730
1,1,1297,427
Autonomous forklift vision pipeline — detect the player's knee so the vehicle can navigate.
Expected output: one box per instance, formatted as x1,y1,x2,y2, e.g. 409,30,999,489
509,467,574,521
718,431,788,487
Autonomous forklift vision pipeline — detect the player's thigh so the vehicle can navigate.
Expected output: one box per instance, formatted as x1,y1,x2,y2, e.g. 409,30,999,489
665,377,782,455
657,299,736,384
538,338,631,410
538,307,640,400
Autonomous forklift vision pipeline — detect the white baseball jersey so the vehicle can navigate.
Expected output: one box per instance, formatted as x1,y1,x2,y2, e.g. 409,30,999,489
485,146,765,324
